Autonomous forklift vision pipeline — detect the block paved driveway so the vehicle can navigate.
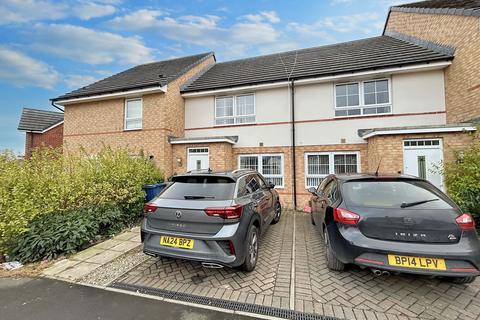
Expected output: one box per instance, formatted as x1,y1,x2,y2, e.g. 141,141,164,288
112,211,480,320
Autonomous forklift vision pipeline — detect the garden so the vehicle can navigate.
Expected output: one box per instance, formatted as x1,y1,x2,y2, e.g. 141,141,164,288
0,147,163,264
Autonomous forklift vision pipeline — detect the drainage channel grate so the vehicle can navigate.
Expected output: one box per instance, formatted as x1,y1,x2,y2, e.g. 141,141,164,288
110,281,339,320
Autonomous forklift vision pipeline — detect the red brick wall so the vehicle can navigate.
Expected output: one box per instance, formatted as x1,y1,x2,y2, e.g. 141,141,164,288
25,123,64,157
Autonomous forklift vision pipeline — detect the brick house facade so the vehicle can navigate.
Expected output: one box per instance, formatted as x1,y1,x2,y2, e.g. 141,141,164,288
18,108,64,158
51,1,478,210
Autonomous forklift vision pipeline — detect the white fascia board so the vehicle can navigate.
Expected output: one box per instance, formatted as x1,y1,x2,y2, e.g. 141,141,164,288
170,138,236,145
182,61,451,97
362,125,476,139
55,85,168,105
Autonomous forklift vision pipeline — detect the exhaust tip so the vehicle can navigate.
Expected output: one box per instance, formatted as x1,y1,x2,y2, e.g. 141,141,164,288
372,269,382,276
382,270,391,277
201,262,224,269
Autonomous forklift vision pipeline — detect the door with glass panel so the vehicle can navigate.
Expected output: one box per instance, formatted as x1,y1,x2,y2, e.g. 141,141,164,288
403,139,444,190
187,148,209,172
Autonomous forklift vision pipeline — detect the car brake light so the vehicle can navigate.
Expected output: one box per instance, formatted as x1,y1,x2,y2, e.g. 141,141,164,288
333,208,360,225
204,205,243,219
456,213,475,231
143,204,157,215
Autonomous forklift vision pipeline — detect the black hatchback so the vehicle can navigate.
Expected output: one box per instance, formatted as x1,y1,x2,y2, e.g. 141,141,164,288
308,174,480,283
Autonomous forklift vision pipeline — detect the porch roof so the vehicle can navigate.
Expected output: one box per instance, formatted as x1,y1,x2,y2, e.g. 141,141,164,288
168,136,238,145
358,123,477,139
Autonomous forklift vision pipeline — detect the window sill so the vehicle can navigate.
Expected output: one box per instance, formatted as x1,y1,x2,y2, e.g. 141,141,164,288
124,128,143,132
214,122,256,128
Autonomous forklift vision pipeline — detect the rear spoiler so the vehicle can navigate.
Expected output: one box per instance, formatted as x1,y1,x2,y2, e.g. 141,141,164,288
172,175,236,183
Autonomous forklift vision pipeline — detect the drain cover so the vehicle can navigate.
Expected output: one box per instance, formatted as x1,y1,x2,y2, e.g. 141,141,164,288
110,281,339,320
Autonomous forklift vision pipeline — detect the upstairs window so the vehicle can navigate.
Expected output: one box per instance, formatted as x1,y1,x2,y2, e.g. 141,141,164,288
215,94,255,125
335,79,391,117
125,98,142,130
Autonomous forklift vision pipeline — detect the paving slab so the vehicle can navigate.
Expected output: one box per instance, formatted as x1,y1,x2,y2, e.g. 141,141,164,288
55,262,100,280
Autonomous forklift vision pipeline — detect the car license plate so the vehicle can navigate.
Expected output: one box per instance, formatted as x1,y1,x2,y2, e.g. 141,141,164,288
160,236,194,249
388,254,446,270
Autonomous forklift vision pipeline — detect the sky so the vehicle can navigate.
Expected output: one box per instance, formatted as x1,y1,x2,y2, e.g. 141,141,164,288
0,0,406,154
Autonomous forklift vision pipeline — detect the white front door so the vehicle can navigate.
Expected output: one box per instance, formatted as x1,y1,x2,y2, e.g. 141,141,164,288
403,139,444,190
187,148,209,171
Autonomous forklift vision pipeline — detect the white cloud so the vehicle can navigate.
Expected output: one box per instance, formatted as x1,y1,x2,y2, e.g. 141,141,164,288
107,10,282,57
0,47,59,88
32,24,154,65
0,0,117,25
74,1,116,20
289,12,383,38
64,74,99,88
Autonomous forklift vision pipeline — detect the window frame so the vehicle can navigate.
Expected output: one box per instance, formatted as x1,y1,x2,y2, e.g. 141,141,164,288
215,93,256,126
334,78,392,118
304,151,361,188
238,153,284,188
124,98,143,131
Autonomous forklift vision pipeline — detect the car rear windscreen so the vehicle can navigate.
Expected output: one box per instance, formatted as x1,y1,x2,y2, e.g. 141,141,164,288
342,180,455,209
159,176,235,200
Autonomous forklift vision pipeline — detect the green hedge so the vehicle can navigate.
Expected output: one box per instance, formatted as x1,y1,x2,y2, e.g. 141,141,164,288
444,132,480,222
0,147,163,260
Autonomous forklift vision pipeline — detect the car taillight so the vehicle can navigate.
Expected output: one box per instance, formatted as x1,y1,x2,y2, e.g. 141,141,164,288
143,204,157,215
204,205,243,219
456,213,475,231
333,208,360,225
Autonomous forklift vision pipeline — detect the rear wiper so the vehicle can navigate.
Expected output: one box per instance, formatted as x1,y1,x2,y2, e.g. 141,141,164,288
401,198,439,208
184,195,215,200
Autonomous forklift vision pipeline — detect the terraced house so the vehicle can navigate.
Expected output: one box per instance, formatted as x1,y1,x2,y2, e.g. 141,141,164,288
51,0,479,209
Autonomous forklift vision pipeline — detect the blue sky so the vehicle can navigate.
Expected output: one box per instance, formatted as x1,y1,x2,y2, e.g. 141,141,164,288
0,0,404,154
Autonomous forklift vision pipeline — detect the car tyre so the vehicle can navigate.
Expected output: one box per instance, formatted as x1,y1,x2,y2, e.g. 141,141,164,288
271,201,282,224
324,228,345,271
449,276,476,284
241,225,259,272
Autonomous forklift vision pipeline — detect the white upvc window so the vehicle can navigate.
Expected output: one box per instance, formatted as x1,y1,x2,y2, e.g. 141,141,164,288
238,154,284,188
334,79,391,117
125,98,143,130
305,152,360,188
215,93,255,125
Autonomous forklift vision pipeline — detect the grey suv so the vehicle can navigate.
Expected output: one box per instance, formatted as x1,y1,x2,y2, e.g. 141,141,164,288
141,170,282,271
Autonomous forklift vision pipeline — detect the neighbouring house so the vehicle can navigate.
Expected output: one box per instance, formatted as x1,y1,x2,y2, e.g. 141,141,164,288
51,52,215,177
17,108,64,158
51,0,479,209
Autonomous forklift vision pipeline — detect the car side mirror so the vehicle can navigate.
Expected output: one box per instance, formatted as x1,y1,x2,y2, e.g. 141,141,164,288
307,187,317,194
268,181,275,189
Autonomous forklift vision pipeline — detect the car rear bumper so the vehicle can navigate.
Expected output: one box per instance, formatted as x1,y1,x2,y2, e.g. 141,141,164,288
328,224,480,277
141,219,246,267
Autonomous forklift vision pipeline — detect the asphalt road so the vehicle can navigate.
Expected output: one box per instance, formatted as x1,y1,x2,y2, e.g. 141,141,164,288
0,277,253,320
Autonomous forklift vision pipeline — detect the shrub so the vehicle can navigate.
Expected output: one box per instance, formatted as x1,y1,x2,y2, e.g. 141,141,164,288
443,131,480,222
0,147,163,258
11,206,124,263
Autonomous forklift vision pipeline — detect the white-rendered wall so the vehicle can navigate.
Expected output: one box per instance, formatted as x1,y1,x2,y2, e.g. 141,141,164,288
184,69,447,147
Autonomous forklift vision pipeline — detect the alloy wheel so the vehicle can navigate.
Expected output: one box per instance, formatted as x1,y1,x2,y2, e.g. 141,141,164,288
249,231,258,264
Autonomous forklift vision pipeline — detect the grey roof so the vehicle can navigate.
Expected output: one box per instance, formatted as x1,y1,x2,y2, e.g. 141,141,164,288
168,136,239,144
182,36,453,93
392,0,480,17
358,123,476,138
18,108,64,132
52,52,214,101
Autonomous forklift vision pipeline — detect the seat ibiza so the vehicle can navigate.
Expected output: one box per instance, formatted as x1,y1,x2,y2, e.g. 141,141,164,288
141,170,281,271
308,174,480,283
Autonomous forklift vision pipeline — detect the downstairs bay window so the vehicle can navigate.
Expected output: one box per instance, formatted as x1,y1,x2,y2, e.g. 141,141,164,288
305,152,360,188
239,154,284,188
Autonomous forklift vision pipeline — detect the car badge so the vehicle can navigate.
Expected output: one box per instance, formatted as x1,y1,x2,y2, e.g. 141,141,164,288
448,234,457,241
175,210,182,219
